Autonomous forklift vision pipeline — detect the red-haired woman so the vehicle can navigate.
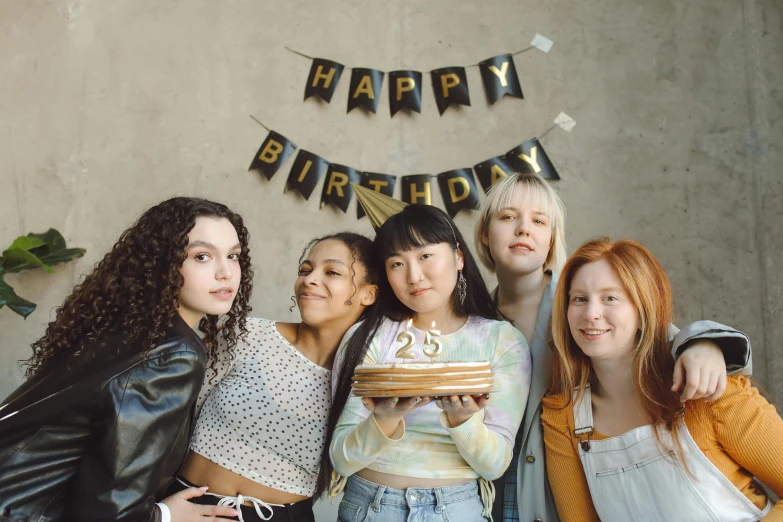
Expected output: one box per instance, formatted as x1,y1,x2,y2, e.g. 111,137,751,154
542,238,782,521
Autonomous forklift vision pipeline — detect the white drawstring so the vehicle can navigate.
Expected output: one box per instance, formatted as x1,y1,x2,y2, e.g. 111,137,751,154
177,478,284,522
479,477,495,521
328,470,348,503
216,494,283,522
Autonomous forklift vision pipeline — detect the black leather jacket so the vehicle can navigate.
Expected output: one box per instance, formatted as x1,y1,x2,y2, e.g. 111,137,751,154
0,315,206,522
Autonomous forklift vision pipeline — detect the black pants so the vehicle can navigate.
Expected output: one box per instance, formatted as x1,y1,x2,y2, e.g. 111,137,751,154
162,477,315,522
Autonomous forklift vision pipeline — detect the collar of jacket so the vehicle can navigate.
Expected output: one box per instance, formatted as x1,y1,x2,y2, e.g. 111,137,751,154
0,314,205,424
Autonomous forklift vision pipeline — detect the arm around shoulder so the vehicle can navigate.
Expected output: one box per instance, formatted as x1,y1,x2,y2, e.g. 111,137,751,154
670,320,751,375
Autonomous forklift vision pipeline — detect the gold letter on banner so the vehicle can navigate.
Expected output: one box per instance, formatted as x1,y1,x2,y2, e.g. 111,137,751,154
448,177,470,203
517,146,542,173
491,164,509,184
258,139,283,163
397,77,416,101
326,171,349,197
353,75,375,99
297,160,313,182
312,65,336,89
488,61,509,87
410,181,431,204
441,73,460,98
367,179,389,192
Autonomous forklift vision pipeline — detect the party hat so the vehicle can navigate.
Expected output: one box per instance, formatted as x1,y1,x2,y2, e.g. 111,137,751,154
352,183,408,231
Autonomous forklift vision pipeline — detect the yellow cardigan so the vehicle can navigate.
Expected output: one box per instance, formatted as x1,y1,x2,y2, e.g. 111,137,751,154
541,376,783,521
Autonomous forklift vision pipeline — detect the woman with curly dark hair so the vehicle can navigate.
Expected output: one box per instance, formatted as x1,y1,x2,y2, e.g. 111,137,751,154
0,197,253,522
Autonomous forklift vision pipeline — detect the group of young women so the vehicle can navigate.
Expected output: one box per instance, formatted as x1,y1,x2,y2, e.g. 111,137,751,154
0,173,780,522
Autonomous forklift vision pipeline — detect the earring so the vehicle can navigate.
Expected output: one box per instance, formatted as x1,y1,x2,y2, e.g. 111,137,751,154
457,270,467,305
344,299,353,306
288,296,297,313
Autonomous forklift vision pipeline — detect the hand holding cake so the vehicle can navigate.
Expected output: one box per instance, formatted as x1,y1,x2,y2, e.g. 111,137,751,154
435,393,491,428
360,396,432,438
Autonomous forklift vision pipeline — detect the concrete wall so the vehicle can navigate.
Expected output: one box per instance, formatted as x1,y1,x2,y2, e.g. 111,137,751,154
1,1,781,519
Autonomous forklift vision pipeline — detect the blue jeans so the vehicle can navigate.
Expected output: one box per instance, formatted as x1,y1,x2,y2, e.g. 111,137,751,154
337,475,487,522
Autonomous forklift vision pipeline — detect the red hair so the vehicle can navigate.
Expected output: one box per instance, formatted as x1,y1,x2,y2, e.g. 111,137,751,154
549,238,686,459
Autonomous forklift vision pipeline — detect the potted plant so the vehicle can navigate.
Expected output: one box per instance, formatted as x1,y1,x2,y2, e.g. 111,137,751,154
0,229,85,318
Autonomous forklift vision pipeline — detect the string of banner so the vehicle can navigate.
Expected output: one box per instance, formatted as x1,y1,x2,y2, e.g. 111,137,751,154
291,33,556,116
247,111,576,219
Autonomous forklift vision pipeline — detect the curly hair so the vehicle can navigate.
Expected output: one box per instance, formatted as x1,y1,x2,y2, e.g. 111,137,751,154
24,197,254,377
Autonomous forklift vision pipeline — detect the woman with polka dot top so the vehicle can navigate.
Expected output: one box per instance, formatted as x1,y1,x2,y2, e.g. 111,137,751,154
162,232,380,522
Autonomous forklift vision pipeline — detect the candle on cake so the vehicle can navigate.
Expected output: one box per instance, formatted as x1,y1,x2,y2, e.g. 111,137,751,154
394,319,415,359
423,321,443,360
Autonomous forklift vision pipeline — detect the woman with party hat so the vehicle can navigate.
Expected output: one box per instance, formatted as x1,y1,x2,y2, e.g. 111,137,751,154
326,187,530,522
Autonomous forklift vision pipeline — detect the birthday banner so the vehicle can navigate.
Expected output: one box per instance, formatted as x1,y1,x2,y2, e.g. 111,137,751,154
248,128,561,219
293,34,554,117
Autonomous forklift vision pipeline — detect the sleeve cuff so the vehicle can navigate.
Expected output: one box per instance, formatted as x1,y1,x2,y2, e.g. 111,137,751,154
677,329,751,375
439,409,485,436
366,413,405,442
156,502,171,522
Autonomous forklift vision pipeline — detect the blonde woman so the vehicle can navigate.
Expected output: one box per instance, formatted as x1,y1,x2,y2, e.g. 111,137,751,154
474,172,752,522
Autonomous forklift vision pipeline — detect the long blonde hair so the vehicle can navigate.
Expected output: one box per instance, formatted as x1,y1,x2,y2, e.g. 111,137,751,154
549,238,686,458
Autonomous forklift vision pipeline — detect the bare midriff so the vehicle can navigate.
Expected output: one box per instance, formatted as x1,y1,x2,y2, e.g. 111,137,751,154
179,451,310,505
357,468,472,489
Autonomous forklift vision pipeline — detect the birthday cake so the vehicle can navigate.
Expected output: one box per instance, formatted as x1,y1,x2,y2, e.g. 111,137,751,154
350,361,494,398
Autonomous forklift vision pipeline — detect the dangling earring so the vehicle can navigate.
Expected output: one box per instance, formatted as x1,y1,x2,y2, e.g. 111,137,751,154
457,270,467,305
344,299,353,306
288,296,297,312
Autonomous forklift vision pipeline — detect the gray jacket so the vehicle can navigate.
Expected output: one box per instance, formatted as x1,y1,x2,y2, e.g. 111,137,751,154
493,271,752,522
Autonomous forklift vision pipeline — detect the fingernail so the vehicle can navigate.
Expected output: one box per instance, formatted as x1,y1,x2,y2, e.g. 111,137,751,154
231,510,240,516
199,486,209,491
435,400,443,408
461,396,468,403
361,400,369,409
391,398,398,404
412,398,421,403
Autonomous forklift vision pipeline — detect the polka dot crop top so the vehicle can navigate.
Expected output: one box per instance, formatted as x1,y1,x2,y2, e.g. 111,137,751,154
190,318,331,497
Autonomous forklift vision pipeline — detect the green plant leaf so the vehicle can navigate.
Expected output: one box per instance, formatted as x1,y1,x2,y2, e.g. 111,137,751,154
6,236,47,251
2,247,52,273
0,267,37,318
2,229,85,273
37,247,87,267
29,229,66,250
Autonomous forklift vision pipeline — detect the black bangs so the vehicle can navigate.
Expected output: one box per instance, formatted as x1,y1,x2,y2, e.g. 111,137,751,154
376,205,457,260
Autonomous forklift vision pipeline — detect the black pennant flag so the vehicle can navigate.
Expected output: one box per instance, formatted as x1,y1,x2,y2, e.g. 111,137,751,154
285,150,329,200
304,58,345,103
248,131,297,180
389,70,423,116
430,67,470,116
437,169,480,217
320,164,360,213
479,54,523,105
358,173,397,219
473,154,517,193
347,68,384,114
401,174,433,205
505,138,560,180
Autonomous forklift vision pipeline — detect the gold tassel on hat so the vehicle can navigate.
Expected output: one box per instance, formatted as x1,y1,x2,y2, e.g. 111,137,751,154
352,183,407,231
